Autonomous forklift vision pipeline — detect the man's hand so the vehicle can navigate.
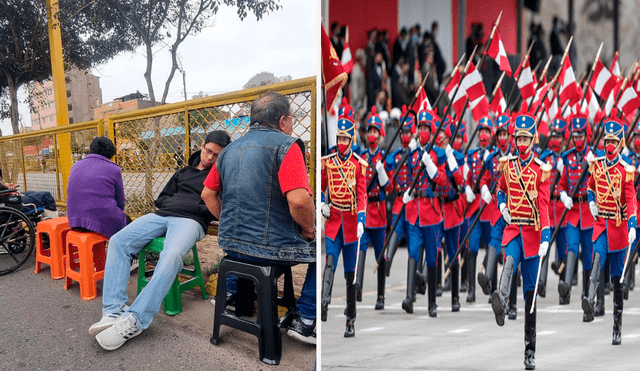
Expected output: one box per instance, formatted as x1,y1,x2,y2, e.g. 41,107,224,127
481,184,492,204
402,190,414,204
421,151,438,178
556,158,564,174
539,241,549,257
560,191,573,210
321,202,331,219
589,201,599,220
357,222,364,238
629,228,636,246
499,203,511,224
465,185,475,203
445,144,458,172
586,151,595,163
376,161,389,186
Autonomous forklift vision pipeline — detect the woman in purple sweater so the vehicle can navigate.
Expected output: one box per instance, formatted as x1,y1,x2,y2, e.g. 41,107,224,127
67,137,128,238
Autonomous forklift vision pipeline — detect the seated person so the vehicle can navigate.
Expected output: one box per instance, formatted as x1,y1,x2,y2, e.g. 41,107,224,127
89,130,231,351
66,137,129,238
0,178,58,219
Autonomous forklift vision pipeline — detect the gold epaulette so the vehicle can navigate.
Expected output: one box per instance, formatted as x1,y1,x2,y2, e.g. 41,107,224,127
353,153,368,176
499,154,514,173
321,153,337,171
535,158,552,182
625,164,635,182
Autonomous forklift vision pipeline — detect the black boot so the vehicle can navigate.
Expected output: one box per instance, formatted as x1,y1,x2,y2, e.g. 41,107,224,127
524,290,537,370
385,232,399,277
582,269,590,322
478,246,498,296
623,264,632,300
428,266,437,317
321,255,335,322
466,252,477,303
612,277,623,345
582,253,601,322
355,252,365,302
443,263,451,292
491,256,514,327
572,256,579,286
436,252,443,297
604,258,611,295
402,258,417,313
416,249,427,295
375,258,385,310
451,262,460,312
344,272,356,338
595,268,606,317
558,251,576,304
461,257,468,293
508,266,519,320
538,251,549,298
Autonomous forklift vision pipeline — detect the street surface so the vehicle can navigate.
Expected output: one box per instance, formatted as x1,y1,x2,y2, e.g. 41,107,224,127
320,245,640,371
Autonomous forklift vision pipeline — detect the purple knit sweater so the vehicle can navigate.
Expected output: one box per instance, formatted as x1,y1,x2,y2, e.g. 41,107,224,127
66,154,127,238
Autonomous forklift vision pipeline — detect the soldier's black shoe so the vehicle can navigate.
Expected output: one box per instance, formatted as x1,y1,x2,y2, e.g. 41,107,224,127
452,297,460,312
582,297,594,322
559,295,567,305
436,284,443,297
537,284,546,298
612,331,622,345
477,273,490,296
594,299,605,316
551,261,560,275
524,349,535,370
461,280,468,293
466,291,475,303
558,281,571,304
428,302,437,317
402,297,413,314
416,271,426,295
491,291,505,326
344,317,355,338
508,304,517,320
375,296,384,310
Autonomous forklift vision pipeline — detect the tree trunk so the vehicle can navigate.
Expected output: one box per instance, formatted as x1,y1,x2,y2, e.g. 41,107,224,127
6,71,20,135
161,45,180,105
144,41,156,104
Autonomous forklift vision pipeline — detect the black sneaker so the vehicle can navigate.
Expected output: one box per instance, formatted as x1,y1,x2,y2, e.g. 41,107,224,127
287,316,316,345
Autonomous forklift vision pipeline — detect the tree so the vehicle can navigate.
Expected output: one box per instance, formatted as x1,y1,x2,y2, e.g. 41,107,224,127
0,0,139,135
106,0,281,105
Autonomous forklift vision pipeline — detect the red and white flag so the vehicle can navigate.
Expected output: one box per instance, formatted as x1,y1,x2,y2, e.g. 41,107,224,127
590,59,617,101
470,96,490,121
321,24,347,111
445,69,468,115
546,89,558,120
487,29,512,77
412,87,432,113
461,62,487,102
490,86,507,115
531,81,550,111
341,41,354,74
517,58,535,102
581,86,602,122
605,91,615,116
558,56,581,106
617,85,640,117
611,51,621,78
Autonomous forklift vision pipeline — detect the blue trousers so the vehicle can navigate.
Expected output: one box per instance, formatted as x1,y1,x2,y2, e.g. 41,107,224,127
392,211,410,244
325,227,358,276
467,213,491,254
359,227,386,260
503,235,540,300
489,217,507,256
551,226,567,261
408,223,439,266
593,234,626,279
440,223,461,264
566,222,593,270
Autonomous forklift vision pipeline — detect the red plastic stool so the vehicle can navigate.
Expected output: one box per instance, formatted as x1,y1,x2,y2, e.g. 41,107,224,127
64,230,108,301
34,217,70,279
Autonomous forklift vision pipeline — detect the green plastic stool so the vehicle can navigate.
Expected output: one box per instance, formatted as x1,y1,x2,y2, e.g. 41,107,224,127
137,237,209,315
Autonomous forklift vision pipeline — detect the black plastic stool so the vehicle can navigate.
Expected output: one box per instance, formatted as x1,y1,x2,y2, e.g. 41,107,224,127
211,255,295,365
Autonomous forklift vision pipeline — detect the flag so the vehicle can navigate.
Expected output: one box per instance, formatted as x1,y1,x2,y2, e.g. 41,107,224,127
470,96,490,121
581,86,602,122
490,86,506,115
321,24,347,111
412,87,432,113
617,85,640,117
487,29,512,77
605,91,615,116
590,59,617,100
461,62,486,102
445,69,467,115
546,89,558,120
341,41,354,74
517,58,535,102
558,56,581,106
531,82,550,111
611,51,621,78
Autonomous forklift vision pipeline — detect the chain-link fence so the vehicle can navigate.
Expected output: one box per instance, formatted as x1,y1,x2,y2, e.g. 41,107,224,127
0,77,316,217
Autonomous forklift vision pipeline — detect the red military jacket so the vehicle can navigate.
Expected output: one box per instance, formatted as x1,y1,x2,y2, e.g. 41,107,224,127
434,150,465,230
557,146,594,230
588,155,637,252
539,149,567,228
387,147,411,215
480,146,511,225
321,152,367,244
498,154,551,259
465,146,494,220
360,147,393,229
405,146,448,227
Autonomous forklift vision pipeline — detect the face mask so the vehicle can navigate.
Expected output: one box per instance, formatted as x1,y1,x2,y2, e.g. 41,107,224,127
517,144,530,158
634,138,640,152
453,138,463,151
400,134,412,147
479,132,491,147
549,137,562,151
497,137,508,149
574,138,585,151
368,134,378,148
338,143,350,155
605,143,617,160
418,131,430,146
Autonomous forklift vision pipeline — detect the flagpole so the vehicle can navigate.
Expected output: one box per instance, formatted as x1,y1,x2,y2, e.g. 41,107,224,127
505,42,535,109
577,42,603,109
433,53,467,114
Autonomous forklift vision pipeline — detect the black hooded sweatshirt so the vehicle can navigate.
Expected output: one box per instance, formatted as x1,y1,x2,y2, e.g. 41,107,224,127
154,150,214,231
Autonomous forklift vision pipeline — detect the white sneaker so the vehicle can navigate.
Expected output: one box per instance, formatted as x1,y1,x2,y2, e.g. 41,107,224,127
88,306,129,336
95,313,143,351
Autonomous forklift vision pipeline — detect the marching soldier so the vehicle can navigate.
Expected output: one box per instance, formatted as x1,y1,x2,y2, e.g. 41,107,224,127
320,103,367,338
464,116,495,303
582,118,637,346
355,107,393,310
401,109,448,315
556,114,595,306
491,113,551,370
538,117,569,298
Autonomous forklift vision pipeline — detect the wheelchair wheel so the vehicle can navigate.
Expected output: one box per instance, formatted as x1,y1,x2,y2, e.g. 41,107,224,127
0,206,36,275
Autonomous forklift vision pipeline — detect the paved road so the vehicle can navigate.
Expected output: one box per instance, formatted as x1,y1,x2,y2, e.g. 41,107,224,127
0,256,315,370
320,246,640,371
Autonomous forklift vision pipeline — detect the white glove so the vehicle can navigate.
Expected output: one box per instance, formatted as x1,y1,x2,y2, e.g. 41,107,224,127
408,138,417,151
402,190,414,204
559,191,573,210
556,158,564,174
375,161,389,186
629,228,636,245
465,185,476,203
586,151,595,163
589,201,599,220
622,147,630,157
482,149,490,162
539,241,549,257
321,202,331,219
357,222,364,238
421,151,438,178
445,144,455,157
481,184,492,204
445,145,458,172
499,203,511,224
463,163,470,182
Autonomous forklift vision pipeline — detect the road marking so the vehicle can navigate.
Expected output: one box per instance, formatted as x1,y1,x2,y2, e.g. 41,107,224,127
448,329,471,334
623,334,640,338
361,327,385,332
538,331,556,336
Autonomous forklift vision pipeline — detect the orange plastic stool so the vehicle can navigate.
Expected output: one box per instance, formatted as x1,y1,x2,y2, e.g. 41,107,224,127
34,217,70,279
64,230,108,301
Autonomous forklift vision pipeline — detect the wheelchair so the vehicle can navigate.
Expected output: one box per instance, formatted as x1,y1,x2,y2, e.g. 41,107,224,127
0,189,44,275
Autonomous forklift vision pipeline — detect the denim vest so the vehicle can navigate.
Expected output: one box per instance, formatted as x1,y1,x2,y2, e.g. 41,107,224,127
216,125,315,263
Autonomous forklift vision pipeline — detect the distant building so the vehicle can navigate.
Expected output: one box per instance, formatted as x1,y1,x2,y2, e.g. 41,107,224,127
29,67,102,130
243,72,292,89
93,91,156,120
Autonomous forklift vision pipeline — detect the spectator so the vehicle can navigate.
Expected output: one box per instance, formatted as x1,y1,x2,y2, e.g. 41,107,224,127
431,21,446,86
530,24,547,75
350,49,368,116
393,27,409,67
89,130,231,351
367,52,384,111
391,56,413,108
330,21,343,60
66,137,128,238
550,16,564,57
201,92,316,344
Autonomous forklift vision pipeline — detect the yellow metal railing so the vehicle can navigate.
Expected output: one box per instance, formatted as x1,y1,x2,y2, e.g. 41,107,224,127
0,77,316,217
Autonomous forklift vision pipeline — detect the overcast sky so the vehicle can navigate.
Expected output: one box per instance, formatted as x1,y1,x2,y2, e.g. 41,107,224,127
1,0,317,135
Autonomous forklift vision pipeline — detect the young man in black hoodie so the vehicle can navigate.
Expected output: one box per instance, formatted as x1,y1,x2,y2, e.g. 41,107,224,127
89,130,231,351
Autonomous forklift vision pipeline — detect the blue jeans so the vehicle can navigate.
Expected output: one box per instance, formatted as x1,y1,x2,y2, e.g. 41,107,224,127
503,235,540,300
102,213,205,329
224,251,316,321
